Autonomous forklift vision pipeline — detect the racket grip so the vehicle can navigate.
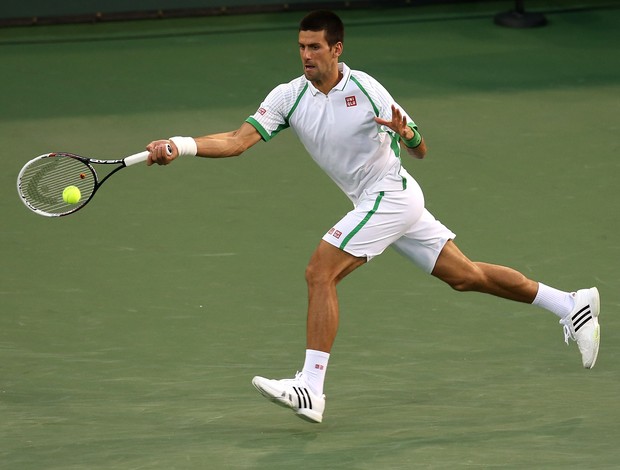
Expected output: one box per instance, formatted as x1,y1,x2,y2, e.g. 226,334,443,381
124,151,150,166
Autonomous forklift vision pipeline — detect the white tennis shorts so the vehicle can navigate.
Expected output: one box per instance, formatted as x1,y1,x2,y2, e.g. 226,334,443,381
322,174,456,273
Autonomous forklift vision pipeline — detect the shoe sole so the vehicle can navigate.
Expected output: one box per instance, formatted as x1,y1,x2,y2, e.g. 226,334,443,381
251,377,323,423
586,287,601,369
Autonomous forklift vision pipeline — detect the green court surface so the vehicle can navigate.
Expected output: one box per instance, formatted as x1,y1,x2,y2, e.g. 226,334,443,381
1,2,619,468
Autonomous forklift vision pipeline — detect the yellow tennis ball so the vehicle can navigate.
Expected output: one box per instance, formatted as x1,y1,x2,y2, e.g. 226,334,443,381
62,185,81,204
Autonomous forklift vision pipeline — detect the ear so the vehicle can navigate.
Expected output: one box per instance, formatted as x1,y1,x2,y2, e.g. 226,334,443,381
332,41,343,58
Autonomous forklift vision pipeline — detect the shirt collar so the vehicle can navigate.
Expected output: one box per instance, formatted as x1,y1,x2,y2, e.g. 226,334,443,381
307,62,351,96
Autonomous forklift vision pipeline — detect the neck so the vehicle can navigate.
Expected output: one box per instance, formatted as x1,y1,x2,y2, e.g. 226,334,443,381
314,69,343,95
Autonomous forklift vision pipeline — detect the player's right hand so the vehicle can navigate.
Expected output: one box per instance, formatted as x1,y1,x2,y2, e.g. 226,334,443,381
146,140,178,166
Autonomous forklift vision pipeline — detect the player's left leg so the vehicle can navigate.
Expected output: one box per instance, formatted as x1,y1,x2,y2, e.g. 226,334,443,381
431,240,600,368
431,239,538,302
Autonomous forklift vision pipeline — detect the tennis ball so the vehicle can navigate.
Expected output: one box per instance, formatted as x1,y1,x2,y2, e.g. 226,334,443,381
62,185,81,204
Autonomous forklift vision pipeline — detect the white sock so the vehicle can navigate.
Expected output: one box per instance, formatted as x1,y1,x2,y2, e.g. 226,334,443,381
532,282,575,318
301,349,330,396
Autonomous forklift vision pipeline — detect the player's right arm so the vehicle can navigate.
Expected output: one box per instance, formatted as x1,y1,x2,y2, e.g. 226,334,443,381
195,122,263,158
146,122,262,166
147,81,293,166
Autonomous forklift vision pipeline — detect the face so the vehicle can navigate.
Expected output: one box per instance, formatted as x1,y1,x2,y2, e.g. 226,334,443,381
298,29,342,86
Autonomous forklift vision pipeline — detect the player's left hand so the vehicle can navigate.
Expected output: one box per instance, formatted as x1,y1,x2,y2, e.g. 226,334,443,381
374,104,412,140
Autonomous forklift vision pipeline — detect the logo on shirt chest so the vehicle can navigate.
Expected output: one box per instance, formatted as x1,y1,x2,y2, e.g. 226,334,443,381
345,96,357,107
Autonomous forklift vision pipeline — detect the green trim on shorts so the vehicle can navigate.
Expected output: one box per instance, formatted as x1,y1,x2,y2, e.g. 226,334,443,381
339,191,384,250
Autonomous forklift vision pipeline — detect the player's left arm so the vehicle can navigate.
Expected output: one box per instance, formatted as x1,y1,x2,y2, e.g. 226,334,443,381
374,104,426,159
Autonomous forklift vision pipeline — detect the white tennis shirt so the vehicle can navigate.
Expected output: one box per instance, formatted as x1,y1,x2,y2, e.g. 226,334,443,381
246,62,416,203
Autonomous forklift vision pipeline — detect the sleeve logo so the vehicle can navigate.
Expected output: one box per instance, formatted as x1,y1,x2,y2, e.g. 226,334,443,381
328,227,342,239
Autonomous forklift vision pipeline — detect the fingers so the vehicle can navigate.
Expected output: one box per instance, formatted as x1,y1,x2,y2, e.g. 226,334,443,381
391,105,408,130
374,104,408,135
146,139,178,166
373,116,389,126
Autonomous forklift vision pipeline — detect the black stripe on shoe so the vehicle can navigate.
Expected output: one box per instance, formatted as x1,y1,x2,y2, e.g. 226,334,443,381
301,388,313,410
292,386,312,409
573,305,592,332
292,387,303,408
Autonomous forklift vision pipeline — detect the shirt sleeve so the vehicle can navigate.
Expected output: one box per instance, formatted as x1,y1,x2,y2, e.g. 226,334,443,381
245,84,291,142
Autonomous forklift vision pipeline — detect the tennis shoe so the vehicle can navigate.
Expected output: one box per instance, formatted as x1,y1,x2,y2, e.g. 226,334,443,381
560,287,600,369
252,372,325,423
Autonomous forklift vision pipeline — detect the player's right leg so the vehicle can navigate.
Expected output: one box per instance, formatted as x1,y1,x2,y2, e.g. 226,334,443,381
252,372,326,423
253,186,424,422
252,241,365,423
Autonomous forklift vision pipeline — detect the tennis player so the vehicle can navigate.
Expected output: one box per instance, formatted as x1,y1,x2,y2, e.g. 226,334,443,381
146,10,601,423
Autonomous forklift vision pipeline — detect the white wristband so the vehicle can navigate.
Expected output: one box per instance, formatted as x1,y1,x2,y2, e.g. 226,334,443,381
169,136,197,157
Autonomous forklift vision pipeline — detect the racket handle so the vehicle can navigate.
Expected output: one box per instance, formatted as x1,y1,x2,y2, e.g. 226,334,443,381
124,151,150,166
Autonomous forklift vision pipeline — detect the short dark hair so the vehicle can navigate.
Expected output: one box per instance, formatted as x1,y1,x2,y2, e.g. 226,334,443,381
299,10,344,46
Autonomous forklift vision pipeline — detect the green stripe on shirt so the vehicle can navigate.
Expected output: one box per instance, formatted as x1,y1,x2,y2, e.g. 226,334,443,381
350,75,379,116
286,83,308,122
245,116,288,141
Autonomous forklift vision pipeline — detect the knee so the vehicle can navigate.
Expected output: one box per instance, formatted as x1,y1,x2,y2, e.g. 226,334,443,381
305,260,334,288
305,241,366,289
305,259,338,287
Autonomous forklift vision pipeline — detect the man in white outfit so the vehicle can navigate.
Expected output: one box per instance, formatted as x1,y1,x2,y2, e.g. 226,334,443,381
146,10,601,424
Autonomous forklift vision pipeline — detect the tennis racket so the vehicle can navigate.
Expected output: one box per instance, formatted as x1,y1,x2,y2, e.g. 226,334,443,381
17,149,160,217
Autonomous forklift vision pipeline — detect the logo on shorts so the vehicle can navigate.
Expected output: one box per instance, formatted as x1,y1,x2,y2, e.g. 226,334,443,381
345,96,357,107
258,107,267,115
328,227,342,239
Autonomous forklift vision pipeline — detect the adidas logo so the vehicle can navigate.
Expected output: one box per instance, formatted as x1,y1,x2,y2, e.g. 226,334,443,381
572,304,592,332
292,387,313,409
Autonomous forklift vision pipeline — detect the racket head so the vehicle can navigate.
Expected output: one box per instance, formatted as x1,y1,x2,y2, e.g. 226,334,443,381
17,153,97,217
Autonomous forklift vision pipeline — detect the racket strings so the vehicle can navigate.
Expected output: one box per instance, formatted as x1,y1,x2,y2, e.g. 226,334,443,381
18,155,95,215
